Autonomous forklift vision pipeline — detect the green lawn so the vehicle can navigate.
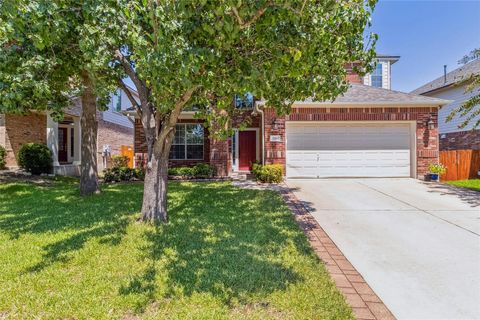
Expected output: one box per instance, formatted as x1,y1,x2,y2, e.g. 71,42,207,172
445,179,480,192
0,178,352,319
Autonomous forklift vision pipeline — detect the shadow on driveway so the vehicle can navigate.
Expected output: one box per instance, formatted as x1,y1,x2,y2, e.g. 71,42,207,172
423,182,480,208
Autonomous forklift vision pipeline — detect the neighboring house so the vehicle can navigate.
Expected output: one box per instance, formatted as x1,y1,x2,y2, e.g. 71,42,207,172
130,56,450,179
411,59,480,150
0,85,138,175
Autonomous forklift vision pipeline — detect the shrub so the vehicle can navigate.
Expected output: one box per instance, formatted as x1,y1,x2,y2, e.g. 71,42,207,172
134,167,145,181
192,163,215,178
168,166,194,177
18,143,53,175
0,145,6,170
104,167,135,183
111,155,130,168
168,164,215,179
252,163,284,183
428,163,446,175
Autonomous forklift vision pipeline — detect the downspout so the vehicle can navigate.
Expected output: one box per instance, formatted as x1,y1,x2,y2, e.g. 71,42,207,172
254,102,265,165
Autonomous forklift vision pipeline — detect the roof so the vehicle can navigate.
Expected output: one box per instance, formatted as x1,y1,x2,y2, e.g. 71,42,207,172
411,59,480,95
260,84,450,106
376,54,400,65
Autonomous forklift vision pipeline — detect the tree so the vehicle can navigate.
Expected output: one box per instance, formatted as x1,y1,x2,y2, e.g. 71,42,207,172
109,0,377,222
0,0,119,195
447,48,480,129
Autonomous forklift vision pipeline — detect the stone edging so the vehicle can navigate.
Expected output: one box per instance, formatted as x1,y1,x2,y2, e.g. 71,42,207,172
278,184,396,320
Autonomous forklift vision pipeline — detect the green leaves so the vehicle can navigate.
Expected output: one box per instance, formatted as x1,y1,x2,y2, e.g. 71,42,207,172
0,0,122,115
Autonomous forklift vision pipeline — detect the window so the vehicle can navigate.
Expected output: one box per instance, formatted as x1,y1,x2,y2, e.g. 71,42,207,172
234,93,254,109
169,124,204,160
371,63,383,88
115,90,122,111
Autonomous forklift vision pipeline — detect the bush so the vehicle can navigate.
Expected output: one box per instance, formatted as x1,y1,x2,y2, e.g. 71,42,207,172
111,155,130,168
104,167,133,183
428,163,446,175
103,166,145,183
252,163,283,183
18,143,53,175
192,163,215,178
168,164,215,179
168,166,194,177
0,145,6,170
134,167,145,181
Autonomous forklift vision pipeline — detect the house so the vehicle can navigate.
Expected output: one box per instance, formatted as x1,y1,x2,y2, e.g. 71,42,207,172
362,54,400,89
411,59,480,150
130,56,450,179
0,86,138,175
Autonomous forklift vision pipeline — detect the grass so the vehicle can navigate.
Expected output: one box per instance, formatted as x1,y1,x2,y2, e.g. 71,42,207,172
445,179,480,192
0,178,352,319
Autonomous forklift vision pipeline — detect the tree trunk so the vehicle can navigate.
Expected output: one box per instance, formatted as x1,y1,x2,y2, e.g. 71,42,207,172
139,152,169,222
138,127,174,223
79,72,101,195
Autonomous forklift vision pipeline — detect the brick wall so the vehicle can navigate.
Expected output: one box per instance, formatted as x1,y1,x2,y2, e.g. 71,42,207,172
3,113,47,168
439,130,480,150
97,119,134,171
345,62,363,84
263,106,439,178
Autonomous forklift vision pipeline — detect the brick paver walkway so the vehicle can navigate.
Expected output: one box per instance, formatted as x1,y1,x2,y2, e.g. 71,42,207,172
279,185,396,320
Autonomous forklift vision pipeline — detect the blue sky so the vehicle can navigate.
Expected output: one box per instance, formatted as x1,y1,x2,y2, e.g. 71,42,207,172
368,0,480,92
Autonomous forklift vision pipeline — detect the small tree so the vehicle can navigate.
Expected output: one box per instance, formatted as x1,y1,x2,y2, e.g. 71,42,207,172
0,0,120,194
447,48,480,129
109,0,377,222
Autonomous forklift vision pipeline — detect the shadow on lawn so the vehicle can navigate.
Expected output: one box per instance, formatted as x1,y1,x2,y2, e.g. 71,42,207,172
119,183,310,313
0,181,142,272
0,180,312,314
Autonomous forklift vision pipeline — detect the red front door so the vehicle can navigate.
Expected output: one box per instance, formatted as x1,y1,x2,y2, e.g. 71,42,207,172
58,127,68,163
238,131,256,171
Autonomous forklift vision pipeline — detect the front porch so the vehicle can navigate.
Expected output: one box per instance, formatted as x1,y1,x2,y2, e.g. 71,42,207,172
47,113,81,176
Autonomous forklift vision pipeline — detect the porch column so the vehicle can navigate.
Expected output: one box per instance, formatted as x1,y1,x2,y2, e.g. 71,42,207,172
72,117,81,165
46,113,59,166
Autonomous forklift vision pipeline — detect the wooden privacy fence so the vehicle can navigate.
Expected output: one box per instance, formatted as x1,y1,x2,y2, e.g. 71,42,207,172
440,149,480,181
120,145,134,168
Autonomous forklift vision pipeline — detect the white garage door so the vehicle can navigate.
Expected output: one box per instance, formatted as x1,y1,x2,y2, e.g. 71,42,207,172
286,123,412,178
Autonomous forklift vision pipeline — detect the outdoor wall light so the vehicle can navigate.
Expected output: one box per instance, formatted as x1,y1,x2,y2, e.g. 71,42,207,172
271,118,278,130
427,118,435,130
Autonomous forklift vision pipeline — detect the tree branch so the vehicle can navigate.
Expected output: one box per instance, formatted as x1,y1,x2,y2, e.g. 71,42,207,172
118,79,141,116
155,86,200,149
114,49,148,100
231,4,271,29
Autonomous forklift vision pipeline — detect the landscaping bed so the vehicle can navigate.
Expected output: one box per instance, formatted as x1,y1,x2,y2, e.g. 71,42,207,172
0,178,352,319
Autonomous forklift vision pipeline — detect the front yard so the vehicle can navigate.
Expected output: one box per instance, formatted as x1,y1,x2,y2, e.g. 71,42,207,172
0,178,352,319
446,179,480,192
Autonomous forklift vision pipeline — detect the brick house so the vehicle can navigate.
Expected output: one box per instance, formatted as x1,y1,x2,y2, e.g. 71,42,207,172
0,86,137,175
130,56,450,179
411,59,480,151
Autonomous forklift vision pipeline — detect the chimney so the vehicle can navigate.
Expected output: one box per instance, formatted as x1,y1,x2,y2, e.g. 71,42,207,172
444,65,447,83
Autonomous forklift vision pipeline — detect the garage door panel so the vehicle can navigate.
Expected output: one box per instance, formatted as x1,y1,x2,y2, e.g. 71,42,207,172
286,123,412,178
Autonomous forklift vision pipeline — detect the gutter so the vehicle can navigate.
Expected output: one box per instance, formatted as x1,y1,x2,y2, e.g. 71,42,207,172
254,102,265,165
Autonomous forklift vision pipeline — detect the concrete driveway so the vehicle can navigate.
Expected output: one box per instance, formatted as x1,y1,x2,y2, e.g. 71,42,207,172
286,178,480,320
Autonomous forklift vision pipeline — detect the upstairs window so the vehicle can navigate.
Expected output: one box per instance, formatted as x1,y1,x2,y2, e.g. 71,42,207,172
115,90,122,111
169,124,204,160
111,90,122,112
371,63,383,88
234,93,254,109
